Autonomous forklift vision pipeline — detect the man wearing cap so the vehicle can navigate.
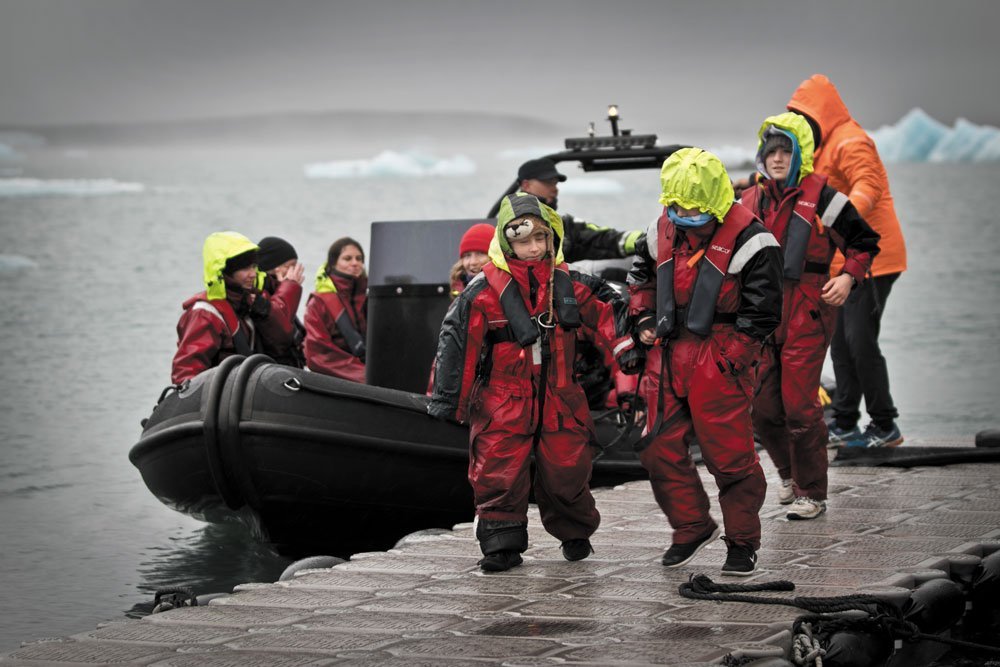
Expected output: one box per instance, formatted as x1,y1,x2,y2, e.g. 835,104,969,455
257,236,306,368
517,158,646,263
172,232,290,384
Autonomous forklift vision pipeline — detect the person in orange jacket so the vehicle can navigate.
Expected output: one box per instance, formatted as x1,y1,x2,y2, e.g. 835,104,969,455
787,74,906,448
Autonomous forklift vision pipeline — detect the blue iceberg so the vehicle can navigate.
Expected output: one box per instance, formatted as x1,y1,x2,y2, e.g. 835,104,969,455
870,108,1000,163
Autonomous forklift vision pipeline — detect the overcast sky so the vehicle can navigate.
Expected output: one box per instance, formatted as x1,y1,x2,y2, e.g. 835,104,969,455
1,0,997,135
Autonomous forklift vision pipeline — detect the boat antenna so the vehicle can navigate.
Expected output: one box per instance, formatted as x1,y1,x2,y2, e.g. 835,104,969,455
607,104,620,136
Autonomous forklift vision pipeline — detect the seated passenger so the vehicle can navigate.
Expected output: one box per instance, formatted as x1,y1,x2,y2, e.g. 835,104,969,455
304,237,368,382
172,232,287,384
449,223,494,298
257,236,306,367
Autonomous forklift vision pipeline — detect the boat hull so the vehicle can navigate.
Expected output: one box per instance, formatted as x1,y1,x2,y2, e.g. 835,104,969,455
131,355,647,557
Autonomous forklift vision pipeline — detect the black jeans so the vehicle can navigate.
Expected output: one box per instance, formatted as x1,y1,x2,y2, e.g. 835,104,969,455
830,273,900,430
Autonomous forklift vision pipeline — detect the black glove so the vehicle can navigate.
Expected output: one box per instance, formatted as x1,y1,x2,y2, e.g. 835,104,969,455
633,232,649,259
248,293,272,320
616,346,645,375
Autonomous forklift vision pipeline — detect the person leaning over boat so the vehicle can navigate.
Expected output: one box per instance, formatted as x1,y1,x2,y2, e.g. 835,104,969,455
627,148,782,576
171,232,294,385
303,237,368,383
741,113,880,521
517,158,646,262
428,193,640,573
785,75,907,449
257,236,306,368
449,223,494,298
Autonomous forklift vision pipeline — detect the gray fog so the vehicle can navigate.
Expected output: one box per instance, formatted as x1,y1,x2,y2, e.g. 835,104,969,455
1,0,998,135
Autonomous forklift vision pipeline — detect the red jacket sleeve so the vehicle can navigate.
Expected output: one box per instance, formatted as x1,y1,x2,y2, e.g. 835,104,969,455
303,295,366,383
172,307,225,384
266,280,302,338
575,281,634,362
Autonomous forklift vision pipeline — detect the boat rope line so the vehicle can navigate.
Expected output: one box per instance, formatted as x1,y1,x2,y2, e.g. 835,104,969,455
678,574,1000,663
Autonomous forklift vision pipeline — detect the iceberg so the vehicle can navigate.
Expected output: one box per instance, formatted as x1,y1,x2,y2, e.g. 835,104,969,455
707,144,756,170
869,108,1000,163
0,143,16,160
0,178,145,198
0,254,37,273
304,149,476,179
495,146,562,161
560,177,625,195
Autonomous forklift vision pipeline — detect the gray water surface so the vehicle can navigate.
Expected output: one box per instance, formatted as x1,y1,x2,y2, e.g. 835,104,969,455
0,146,997,651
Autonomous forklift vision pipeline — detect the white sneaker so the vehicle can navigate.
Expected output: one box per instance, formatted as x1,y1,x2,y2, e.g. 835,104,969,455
787,496,827,520
777,479,795,505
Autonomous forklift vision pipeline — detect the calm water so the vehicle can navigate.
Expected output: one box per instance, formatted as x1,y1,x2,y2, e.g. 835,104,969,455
0,142,998,651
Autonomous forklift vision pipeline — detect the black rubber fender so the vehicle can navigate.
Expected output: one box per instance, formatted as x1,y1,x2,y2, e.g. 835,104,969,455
902,577,966,634
976,429,1000,448
216,354,273,510
202,355,246,510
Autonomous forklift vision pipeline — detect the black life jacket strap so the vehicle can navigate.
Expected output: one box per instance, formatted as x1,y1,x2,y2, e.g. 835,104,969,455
803,261,830,274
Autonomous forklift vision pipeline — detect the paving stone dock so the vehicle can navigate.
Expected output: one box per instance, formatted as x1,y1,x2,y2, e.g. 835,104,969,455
3,459,999,666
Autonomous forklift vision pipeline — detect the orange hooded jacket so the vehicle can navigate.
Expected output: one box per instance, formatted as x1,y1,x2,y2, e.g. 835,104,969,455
787,74,906,277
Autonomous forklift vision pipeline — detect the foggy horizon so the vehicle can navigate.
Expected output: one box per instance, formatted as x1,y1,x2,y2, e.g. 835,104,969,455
2,0,999,135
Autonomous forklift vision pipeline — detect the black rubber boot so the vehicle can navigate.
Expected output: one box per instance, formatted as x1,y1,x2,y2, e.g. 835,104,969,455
561,538,594,562
476,519,528,573
478,550,523,572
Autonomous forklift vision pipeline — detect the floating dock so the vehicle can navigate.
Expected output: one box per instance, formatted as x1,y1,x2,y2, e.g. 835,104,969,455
3,458,999,666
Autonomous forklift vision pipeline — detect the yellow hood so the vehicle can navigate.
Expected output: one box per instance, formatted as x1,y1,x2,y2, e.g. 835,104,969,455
202,231,258,300
658,148,734,222
756,111,815,184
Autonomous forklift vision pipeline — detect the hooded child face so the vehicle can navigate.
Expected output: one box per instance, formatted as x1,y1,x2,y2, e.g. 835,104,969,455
505,215,552,261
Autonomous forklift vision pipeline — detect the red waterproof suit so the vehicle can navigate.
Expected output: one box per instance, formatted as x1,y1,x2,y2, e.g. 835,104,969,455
429,259,634,551
260,275,304,367
171,283,297,384
628,204,783,549
303,271,367,383
742,175,879,499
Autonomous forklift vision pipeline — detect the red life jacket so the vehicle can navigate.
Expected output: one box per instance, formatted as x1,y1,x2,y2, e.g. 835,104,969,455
482,262,581,389
654,204,753,338
742,173,830,279
310,291,366,359
187,294,254,355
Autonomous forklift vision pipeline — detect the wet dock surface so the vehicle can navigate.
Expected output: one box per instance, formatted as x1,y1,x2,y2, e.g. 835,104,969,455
3,459,999,666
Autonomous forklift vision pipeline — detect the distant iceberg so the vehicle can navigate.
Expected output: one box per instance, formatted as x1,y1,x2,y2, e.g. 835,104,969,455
560,177,625,195
495,146,561,161
0,143,16,160
870,109,1000,163
0,254,37,273
707,144,756,170
304,149,476,179
0,178,145,198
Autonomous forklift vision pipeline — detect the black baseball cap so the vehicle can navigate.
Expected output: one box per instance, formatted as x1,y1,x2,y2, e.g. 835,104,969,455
517,158,567,183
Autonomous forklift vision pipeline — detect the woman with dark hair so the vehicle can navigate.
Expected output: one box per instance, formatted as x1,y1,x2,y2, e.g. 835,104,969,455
303,237,368,382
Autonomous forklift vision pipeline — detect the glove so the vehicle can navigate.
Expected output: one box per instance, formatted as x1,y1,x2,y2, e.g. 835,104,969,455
633,232,649,259
617,392,637,420
716,332,759,376
616,345,645,375
248,293,272,321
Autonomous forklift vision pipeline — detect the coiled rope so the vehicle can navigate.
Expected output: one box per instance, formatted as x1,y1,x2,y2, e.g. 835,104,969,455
678,574,1000,666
